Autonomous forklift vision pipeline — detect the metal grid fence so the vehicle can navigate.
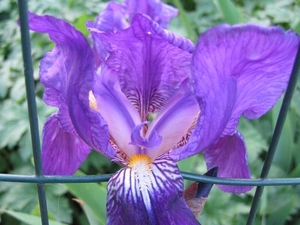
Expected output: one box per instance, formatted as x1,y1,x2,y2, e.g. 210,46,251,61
1,1,300,224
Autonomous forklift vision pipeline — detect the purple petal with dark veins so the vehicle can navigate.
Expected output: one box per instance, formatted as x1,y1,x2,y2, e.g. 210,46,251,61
170,24,299,163
107,154,200,225
91,13,194,122
28,13,115,169
212,25,300,136
125,0,178,28
41,115,91,175
86,2,127,67
204,132,252,193
91,2,127,32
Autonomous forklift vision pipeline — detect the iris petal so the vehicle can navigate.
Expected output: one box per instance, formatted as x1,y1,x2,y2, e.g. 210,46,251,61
41,115,91,175
207,25,300,135
170,24,300,163
107,154,199,225
204,131,252,193
28,12,115,163
125,0,178,28
93,65,141,157
91,2,127,32
146,79,199,160
87,2,127,67
91,13,194,122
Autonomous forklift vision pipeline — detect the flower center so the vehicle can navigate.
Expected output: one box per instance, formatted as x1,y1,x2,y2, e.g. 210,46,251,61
128,154,153,191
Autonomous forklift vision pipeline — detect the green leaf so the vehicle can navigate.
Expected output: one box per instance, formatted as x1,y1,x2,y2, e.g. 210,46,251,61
200,188,249,225
177,154,203,187
80,201,102,225
44,184,72,224
238,118,267,176
259,187,268,215
214,0,243,24
64,171,107,225
272,98,293,172
289,163,300,178
4,210,67,225
0,101,29,149
172,0,198,42
264,186,300,225
0,167,72,224
292,19,300,35
73,13,95,36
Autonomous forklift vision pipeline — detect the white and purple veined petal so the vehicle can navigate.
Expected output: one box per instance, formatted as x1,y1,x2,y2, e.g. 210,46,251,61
107,154,200,225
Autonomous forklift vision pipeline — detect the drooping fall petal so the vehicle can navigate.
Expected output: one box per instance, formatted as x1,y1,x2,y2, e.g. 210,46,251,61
107,154,200,225
204,132,252,193
41,115,91,175
171,24,299,161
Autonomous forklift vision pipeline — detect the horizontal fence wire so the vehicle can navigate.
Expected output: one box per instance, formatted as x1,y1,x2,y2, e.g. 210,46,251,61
0,1,298,225
1,173,300,186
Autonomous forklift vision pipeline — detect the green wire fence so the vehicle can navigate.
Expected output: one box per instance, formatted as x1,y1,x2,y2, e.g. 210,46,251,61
0,0,299,224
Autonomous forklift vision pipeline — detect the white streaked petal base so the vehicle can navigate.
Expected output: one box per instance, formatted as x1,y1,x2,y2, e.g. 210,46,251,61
106,154,200,225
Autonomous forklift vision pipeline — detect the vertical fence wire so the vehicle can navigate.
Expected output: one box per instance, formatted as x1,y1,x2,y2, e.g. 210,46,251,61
17,1,49,224
11,1,300,225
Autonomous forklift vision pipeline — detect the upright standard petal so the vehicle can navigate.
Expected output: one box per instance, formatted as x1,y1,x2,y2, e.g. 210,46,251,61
28,13,115,171
92,13,194,122
125,0,178,28
107,154,200,225
87,2,128,67
87,0,179,68
91,2,127,32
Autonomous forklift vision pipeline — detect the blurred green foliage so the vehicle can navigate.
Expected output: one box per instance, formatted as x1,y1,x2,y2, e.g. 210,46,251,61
0,0,300,224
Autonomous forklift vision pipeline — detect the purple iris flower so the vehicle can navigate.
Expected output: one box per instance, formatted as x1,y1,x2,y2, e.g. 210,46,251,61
27,0,299,224
89,0,178,67
92,0,178,32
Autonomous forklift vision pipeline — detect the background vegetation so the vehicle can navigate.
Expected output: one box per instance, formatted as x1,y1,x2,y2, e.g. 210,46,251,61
0,0,299,224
